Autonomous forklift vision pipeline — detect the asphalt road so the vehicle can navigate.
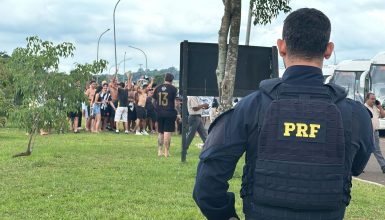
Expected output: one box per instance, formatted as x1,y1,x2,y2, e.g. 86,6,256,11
356,138,385,186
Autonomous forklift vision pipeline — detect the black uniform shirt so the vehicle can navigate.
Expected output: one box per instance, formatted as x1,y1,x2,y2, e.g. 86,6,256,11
117,88,129,107
193,65,373,220
153,83,177,117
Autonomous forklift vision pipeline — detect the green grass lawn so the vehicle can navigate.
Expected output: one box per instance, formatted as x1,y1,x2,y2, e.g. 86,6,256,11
1,128,385,220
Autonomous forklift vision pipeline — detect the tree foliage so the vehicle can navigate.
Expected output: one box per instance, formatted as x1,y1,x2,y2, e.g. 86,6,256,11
250,0,291,25
0,52,12,127
153,74,166,86
7,36,107,157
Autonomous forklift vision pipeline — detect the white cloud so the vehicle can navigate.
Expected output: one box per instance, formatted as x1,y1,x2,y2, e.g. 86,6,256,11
1,0,385,72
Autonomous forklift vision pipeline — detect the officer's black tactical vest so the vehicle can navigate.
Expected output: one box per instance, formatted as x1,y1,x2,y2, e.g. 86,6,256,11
252,80,348,211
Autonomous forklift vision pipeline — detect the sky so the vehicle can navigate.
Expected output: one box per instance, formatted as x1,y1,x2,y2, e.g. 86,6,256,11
1,0,385,74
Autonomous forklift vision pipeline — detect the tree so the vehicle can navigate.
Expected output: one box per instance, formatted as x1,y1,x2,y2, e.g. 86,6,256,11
8,36,107,157
0,52,12,127
216,0,291,112
153,74,165,86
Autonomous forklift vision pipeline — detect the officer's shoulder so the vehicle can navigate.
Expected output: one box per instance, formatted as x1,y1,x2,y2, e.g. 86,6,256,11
258,78,281,94
346,99,369,112
208,109,234,133
341,98,372,121
236,90,263,109
324,83,348,102
208,91,262,133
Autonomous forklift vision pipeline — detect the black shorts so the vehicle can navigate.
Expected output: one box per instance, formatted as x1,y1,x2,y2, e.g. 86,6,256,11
157,116,176,133
109,101,118,119
101,108,109,117
147,110,157,121
136,106,147,120
128,105,137,121
68,111,81,119
86,105,91,117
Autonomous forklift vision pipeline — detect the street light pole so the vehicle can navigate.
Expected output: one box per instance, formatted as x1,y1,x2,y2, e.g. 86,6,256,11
123,51,126,74
128,45,147,72
113,0,122,77
97,28,110,62
118,57,132,69
108,57,132,75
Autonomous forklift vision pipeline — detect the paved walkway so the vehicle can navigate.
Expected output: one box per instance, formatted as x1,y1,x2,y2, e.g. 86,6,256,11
356,138,385,186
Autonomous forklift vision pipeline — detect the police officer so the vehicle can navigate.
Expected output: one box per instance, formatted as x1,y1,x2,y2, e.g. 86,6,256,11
193,8,373,220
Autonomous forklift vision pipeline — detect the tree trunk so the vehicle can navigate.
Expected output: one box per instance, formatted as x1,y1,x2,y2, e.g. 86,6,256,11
216,0,232,99
216,0,242,113
26,129,35,154
13,115,39,158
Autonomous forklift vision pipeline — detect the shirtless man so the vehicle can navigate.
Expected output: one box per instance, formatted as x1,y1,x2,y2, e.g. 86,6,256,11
85,80,97,131
108,77,119,130
134,78,153,135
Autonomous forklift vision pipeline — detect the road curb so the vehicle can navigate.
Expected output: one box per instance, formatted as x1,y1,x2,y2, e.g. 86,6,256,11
353,177,385,187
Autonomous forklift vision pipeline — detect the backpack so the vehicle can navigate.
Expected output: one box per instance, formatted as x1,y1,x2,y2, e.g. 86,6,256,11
252,79,349,211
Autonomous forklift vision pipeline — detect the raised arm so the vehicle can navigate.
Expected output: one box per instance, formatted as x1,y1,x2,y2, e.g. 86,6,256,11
125,71,132,90
109,76,117,90
148,77,154,90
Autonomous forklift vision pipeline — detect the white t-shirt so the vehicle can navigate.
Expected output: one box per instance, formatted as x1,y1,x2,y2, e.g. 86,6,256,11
188,96,202,115
365,103,380,130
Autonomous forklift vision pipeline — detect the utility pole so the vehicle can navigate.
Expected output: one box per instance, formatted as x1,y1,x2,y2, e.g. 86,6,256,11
113,0,122,77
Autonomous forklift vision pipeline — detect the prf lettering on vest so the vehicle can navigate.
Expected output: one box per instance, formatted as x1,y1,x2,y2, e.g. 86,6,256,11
283,122,321,138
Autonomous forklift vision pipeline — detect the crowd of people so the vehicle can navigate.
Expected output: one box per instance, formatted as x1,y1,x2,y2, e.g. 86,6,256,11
67,72,184,157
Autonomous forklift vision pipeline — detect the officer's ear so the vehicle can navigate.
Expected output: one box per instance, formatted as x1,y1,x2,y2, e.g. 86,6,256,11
324,42,334,60
277,39,287,57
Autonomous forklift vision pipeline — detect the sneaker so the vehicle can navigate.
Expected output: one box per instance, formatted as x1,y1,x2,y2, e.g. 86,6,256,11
115,130,119,134
141,130,149,135
135,131,143,135
125,130,129,134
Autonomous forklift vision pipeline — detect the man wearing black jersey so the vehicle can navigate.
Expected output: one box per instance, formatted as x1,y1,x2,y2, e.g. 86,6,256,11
153,73,178,157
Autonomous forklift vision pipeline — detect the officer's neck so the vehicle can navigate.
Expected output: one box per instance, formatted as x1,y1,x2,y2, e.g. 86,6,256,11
284,57,323,69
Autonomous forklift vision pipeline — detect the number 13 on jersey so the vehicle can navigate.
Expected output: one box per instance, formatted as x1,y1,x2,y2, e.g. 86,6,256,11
158,92,168,106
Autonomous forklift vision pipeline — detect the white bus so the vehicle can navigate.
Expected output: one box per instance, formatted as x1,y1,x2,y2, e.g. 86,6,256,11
329,59,371,103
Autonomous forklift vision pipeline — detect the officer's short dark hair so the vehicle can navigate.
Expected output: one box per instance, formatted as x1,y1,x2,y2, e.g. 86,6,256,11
119,82,125,88
165,73,174,82
283,8,331,59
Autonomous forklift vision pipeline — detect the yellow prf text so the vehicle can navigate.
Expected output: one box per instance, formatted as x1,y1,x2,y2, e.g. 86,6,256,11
283,122,321,138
